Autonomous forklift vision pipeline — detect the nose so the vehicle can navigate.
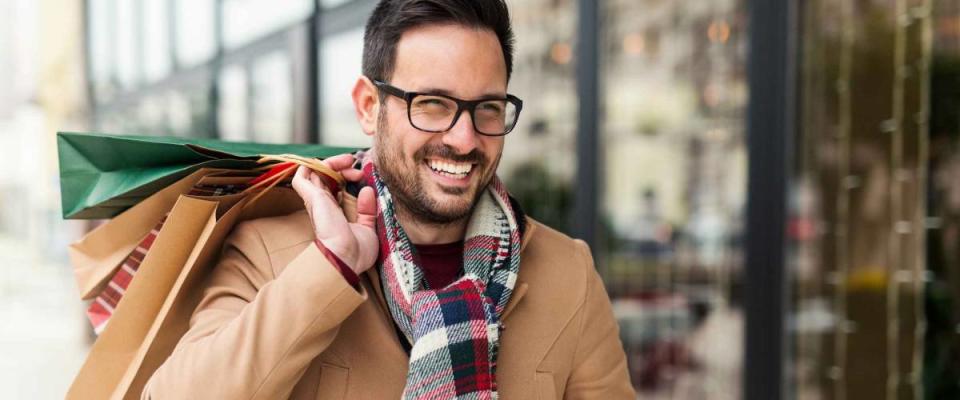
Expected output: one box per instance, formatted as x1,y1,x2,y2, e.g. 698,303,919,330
441,110,480,155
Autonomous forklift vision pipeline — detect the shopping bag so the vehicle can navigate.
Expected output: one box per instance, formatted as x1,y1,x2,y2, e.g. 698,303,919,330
57,131,356,219
65,158,334,400
84,176,257,334
67,168,236,301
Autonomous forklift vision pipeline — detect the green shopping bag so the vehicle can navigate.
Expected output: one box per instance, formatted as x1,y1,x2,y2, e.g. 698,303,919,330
57,131,357,219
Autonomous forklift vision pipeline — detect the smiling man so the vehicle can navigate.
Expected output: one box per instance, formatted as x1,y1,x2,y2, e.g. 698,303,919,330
144,1,633,399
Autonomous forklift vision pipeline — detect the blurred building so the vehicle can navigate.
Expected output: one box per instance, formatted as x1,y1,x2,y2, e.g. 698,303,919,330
2,0,959,398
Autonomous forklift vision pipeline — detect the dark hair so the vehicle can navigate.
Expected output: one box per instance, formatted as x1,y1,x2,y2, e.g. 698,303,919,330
362,0,515,84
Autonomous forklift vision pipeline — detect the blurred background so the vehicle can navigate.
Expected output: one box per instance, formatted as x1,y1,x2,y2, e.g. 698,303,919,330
1,0,960,399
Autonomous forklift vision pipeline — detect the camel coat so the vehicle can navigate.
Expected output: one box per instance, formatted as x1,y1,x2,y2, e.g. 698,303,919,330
143,195,634,399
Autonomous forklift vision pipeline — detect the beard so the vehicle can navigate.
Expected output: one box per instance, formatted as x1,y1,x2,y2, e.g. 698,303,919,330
373,106,500,225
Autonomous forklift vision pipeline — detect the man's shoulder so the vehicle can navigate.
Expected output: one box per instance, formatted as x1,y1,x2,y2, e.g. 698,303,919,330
520,218,596,298
522,218,593,267
231,210,314,255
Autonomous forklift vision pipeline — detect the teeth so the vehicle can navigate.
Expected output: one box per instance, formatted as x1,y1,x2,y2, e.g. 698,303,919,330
428,159,473,176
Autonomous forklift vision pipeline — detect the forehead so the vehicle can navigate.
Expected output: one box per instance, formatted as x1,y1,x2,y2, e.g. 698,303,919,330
391,24,508,97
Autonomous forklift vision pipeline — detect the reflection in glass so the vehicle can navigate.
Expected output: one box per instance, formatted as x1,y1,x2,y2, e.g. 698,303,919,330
167,90,192,136
174,0,216,67
251,51,292,144
501,0,578,233
320,28,368,147
115,0,138,88
218,65,249,142
793,0,930,399
87,0,112,101
320,0,354,9
223,0,312,50
143,0,172,82
600,0,747,397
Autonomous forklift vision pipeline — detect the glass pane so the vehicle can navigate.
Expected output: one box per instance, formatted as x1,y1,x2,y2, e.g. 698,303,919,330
223,0,312,50
174,0,216,67
320,27,369,147
793,0,931,399
500,0,578,234
115,0,138,88
167,90,193,136
927,3,960,399
218,64,249,142
251,51,292,143
320,0,354,8
87,0,112,99
601,0,748,397
137,95,168,134
143,0,172,82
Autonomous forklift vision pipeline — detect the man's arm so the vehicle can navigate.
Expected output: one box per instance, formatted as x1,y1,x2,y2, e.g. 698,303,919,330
564,240,636,399
142,221,366,399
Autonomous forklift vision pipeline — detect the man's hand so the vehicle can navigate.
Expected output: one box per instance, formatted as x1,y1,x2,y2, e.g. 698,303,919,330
291,154,378,274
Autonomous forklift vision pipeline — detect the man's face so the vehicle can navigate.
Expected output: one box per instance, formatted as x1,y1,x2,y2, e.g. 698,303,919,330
374,24,508,224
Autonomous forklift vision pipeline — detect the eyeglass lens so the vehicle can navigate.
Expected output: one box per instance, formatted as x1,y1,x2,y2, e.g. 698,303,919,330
409,95,518,135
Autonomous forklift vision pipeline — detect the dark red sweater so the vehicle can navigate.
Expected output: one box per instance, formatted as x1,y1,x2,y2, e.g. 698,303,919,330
315,240,463,289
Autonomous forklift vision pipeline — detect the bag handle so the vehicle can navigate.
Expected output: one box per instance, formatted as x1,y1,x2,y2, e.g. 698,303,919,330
241,154,346,209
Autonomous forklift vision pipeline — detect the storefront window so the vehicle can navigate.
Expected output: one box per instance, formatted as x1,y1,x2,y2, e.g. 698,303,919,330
143,0,172,82
251,51,293,143
218,64,249,142
320,28,368,147
600,0,748,396
793,0,931,398
115,0,138,89
321,0,355,9
500,0,578,233
223,0,313,50
174,0,216,67
87,0,113,102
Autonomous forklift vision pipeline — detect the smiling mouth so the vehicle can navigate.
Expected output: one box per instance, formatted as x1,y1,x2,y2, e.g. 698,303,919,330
425,158,475,180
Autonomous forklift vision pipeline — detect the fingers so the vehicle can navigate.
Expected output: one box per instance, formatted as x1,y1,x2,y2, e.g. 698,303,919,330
309,169,323,188
340,168,364,182
292,165,336,204
323,153,357,171
291,166,316,202
355,186,377,229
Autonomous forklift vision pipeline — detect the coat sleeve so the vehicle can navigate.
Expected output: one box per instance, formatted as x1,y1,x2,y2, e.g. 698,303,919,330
142,220,367,399
564,240,636,399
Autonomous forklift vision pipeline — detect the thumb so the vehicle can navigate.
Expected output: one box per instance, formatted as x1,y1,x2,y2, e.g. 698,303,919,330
355,186,377,229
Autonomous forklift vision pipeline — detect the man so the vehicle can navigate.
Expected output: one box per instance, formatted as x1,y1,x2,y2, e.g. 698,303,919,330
144,0,634,398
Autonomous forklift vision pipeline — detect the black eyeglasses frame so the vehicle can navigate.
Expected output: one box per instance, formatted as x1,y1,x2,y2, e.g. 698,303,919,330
372,80,523,137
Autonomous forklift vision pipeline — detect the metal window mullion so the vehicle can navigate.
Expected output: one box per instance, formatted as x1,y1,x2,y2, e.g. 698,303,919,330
744,0,798,399
573,0,600,254
309,0,321,144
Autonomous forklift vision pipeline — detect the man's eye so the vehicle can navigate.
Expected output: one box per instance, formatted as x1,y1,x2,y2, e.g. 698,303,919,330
416,98,451,110
479,102,504,114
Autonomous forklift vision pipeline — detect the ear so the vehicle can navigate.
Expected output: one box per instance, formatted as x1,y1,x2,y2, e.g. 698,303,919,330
352,76,380,136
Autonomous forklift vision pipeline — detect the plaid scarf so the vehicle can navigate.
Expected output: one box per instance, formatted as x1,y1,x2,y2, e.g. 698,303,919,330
362,160,521,400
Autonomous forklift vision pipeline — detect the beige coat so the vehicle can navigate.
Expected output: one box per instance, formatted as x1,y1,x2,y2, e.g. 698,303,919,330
143,196,635,399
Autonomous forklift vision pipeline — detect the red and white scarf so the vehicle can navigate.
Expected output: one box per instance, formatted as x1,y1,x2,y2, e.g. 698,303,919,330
363,160,521,400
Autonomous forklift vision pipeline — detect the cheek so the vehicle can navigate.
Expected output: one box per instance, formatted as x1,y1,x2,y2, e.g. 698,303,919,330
480,137,504,162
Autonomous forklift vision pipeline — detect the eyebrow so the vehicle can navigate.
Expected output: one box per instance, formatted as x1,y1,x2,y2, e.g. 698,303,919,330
417,87,508,100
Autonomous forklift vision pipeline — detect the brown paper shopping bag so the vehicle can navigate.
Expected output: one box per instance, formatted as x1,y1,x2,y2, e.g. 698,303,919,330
66,158,334,400
67,168,235,301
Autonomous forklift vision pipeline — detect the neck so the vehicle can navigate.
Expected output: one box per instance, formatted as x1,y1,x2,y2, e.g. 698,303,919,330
394,204,468,245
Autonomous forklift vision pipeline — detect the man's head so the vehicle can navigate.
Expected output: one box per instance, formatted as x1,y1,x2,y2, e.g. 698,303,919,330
352,0,516,225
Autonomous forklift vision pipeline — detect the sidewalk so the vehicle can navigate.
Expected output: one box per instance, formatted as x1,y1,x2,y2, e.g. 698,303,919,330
0,235,89,399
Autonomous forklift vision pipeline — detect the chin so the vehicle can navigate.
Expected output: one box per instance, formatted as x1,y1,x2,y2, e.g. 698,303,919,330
422,188,476,221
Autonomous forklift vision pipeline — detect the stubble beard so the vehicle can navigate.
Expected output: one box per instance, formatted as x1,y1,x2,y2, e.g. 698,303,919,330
373,105,499,226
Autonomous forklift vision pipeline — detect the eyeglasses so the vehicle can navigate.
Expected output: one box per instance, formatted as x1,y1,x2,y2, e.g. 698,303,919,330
373,80,523,136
